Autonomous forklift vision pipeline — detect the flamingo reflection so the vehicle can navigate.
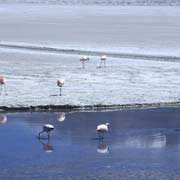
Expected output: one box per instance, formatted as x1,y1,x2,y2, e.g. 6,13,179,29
97,140,109,154
57,112,65,122
39,138,54,153
0,114,7,125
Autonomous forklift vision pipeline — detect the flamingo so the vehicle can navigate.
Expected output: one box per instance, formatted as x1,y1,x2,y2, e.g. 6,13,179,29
99,55,107,68
39,124,54,139
96,123,109,139
0,76,7,95
80,56,90,69
57,79,65,96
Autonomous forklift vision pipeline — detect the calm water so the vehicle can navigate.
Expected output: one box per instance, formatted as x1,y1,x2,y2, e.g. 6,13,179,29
0,0,179,5
1,108,180,179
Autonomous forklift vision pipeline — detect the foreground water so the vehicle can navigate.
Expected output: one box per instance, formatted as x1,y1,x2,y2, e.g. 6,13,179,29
1,108,180,179
0,0,179,6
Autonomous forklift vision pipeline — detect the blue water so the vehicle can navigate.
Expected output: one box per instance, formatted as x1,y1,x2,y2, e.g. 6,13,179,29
0,0,179,6
1,108,180,179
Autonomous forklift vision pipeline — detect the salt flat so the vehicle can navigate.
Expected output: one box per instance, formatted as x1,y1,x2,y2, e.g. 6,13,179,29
0,48,180,107
0,4,180,107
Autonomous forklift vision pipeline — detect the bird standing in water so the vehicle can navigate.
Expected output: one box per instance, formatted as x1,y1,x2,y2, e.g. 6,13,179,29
96,123,109,139
39,124,54,139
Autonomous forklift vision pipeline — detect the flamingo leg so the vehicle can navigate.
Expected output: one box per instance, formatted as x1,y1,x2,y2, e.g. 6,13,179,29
4,84,7,95
82,61,85,69
0,85,2,95
59,87,62,96
99,60,102,68
47,132,50,139
98,132,104,140
39,130,44,139
102,132,104,139
98,132,101,139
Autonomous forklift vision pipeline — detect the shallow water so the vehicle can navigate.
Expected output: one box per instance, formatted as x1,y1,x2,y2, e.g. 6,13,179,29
1,108,180,179
0,0,179,6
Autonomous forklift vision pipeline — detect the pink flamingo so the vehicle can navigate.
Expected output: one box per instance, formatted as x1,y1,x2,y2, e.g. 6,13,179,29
57,79,65,96
80,56,90,69
0,76,7,95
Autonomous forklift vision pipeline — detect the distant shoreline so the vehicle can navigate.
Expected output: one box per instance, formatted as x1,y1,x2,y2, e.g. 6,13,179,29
0,43,180,62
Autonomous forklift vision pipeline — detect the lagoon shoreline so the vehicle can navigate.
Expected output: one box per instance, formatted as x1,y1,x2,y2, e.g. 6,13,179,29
1,101,180,112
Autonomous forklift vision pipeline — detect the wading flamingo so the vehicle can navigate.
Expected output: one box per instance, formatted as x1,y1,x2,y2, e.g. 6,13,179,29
39,124,54,139
57,79,65,96
0,76,7,95
80,56,89,69
96,123,109,139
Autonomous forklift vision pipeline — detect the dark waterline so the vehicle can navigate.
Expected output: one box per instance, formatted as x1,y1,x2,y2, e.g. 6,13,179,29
1,107,180,179
1,43,180,62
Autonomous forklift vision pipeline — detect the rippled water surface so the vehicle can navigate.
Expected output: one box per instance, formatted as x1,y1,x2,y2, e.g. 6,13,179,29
1,108,180,179
0,0,179,5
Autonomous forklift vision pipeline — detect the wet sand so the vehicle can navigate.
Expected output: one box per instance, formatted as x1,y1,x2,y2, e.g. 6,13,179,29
1,107,180,179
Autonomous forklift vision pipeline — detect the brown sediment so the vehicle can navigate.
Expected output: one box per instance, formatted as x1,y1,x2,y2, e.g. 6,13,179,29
0,101,180,112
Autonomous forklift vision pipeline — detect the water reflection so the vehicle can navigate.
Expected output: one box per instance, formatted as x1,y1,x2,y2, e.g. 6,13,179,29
0,114,7,125
97,143,109,154
2,109,180,180
97,140,109,154
4,111,180,152
57,112,65,122
120,132,167,149
39,139,54,153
